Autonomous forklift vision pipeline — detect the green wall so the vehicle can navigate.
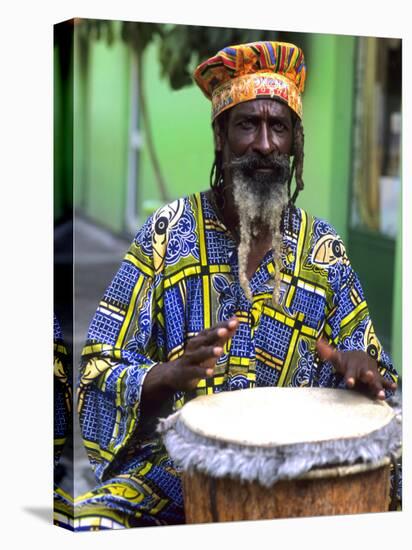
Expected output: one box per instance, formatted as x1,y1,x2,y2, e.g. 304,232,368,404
139,42,213,209
74,23,131,234
298,34,355,242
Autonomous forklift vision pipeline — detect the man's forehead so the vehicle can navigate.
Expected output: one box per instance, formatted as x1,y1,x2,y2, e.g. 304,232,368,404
229,98,292,119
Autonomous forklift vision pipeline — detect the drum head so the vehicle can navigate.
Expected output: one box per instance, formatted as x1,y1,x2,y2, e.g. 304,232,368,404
159,387,400,486
178,387,395,447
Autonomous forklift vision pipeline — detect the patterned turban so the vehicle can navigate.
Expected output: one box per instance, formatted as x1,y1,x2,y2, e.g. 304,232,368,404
193,41,306,120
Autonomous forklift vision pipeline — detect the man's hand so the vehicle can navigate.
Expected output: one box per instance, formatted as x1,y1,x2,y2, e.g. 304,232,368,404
164,317,239,391
316,338,397,400
142,317,239,404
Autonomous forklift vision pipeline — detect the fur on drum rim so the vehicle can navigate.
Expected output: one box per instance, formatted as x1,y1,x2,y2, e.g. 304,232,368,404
158,404,401,489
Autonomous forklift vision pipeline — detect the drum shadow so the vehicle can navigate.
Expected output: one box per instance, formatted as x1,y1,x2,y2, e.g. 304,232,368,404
23,506,52,524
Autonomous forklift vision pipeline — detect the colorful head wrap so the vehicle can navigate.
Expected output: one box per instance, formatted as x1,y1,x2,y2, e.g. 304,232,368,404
193,41,306,120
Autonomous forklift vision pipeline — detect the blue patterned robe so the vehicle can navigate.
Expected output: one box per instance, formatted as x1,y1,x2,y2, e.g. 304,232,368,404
75,191,398,529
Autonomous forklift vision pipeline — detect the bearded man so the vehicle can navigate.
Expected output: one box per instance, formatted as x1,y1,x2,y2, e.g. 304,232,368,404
75,42,398,530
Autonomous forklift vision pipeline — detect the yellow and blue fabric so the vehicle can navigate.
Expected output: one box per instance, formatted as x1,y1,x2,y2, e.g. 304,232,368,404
53,314,75,530
76,191,398,529
193,41,306,120
54,313,72,466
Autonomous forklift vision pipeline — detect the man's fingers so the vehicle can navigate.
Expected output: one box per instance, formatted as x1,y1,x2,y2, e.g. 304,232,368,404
173,356,219,390
367,379,386,400
190,317,239,347
169,319,239,392
180,365,216,389
359,367,397,400
376,389,386,400
359,368,374,385
186,330,218,350
347,365,394,400
382,377,398,391
360,370,385,398
343,364,357,388
341,362,385,399
203,327,229,346
316,342,398,401
208,317,239,343
186,345,223,367
192,364,215,378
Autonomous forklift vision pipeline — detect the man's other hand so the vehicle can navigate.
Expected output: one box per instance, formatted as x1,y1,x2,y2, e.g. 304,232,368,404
316,338,397,400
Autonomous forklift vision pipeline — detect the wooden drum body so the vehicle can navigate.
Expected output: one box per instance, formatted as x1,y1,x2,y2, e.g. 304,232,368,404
159,388,401,524
182,460,391,523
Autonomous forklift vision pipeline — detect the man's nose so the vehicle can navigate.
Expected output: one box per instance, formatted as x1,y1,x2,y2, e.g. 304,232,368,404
252,123,276,156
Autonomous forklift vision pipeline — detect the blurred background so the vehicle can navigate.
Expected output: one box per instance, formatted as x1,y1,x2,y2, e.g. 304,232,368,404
54,19,402,498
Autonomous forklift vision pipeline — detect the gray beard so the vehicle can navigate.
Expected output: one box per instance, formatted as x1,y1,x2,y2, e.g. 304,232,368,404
232,169,289,302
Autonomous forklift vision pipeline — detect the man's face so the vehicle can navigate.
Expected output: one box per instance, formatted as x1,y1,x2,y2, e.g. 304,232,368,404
218,98,294,189
214,99,293,298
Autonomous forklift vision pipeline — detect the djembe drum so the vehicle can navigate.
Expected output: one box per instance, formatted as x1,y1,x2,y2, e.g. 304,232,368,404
158,387,401,523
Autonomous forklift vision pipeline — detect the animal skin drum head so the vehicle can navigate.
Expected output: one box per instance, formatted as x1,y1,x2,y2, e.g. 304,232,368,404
158,387,401,486
178,387,395,447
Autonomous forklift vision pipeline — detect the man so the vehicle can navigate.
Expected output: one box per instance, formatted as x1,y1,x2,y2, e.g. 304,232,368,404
75,41,398,530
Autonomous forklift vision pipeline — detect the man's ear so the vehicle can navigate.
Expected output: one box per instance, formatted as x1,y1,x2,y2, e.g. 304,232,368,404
290,113,298,157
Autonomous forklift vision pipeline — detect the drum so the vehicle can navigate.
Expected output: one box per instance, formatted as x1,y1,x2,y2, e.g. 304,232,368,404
158,387,401,523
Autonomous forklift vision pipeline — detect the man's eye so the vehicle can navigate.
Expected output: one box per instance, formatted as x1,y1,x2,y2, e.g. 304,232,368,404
239,120,255,129
272,122,286,131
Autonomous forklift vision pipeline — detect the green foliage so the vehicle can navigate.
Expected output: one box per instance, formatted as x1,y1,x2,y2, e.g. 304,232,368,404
75,18,115,45
157,24,280,89
120,21,164,54
75,18,283,90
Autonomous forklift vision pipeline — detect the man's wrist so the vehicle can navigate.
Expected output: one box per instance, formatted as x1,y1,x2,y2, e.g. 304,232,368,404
143,361,175,395
159,361,175,391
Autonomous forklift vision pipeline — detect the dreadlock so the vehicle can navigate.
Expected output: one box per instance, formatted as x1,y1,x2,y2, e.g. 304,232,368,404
210,112,228,204
289,114,305,205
